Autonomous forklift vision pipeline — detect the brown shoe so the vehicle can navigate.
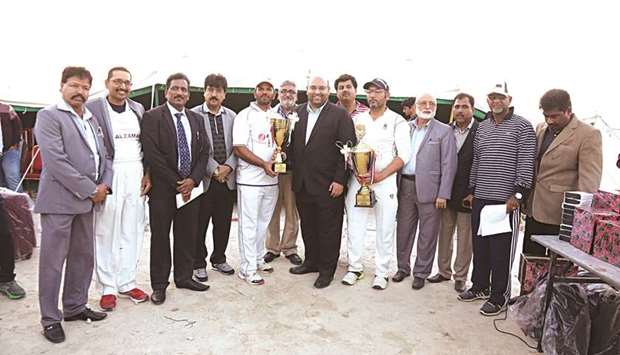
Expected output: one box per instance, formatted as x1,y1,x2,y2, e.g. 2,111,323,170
427,273,450,283
454,280,467,293
391,271,409,283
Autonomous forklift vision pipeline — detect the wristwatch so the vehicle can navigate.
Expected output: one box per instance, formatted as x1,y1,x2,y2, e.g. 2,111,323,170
514,192,523,200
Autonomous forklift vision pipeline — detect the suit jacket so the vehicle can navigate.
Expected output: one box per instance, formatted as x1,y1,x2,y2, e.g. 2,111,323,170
33,103,112,214
190,104,237,191
290,102,356,196
0,102,22,151
140,103,209,200
85,97,145,160
447,120,479,212
527,115,602,225
412,119,458,203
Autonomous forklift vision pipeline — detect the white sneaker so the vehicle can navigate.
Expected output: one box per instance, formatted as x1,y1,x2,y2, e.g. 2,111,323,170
341,271,364,286
237,272,265,286
257,262,274,273
372,275,388,290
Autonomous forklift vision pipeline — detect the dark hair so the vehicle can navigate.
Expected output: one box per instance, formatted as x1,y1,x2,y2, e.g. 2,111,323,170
453,93,475,107
166,72,190,89
107,66,131,81
204,73,228,91
334,74,357,90
61,66,92,85
401,97,416,109
539,89,572,112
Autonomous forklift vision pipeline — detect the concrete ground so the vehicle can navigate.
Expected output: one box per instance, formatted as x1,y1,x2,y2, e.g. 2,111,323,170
0,212,537,354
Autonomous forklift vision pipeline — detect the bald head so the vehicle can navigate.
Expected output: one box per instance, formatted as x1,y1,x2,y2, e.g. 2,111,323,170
416,93,437,120
307,76,330,109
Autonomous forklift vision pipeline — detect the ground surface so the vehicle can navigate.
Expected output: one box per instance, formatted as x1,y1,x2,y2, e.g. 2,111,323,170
0,212,537,354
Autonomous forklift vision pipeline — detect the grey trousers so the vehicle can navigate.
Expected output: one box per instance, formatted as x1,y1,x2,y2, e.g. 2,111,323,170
266,173,299,256
39,212,94,327
395,177,441,278
437,208,472,281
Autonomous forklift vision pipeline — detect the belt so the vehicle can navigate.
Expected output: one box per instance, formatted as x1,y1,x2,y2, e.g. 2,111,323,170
401,174,415,181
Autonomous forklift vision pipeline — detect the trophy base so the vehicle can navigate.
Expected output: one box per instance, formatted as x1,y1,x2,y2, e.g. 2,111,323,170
355,189,376,208
273,162,287,174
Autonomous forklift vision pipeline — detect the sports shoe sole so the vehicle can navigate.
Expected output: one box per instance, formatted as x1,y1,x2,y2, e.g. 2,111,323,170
212,266,235,275
118,293,148,304
480,306,507,317
457,293,490,302
342,272,364,286
237,273,265,286
0,290,26,300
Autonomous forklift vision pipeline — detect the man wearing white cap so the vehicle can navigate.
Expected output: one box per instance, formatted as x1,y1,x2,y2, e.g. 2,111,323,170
342,78,411,290
232,79,278,285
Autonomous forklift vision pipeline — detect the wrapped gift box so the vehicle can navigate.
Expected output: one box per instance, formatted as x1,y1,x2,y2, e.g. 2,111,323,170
592,190,620,213
564,191,593,206
570,207,620,254
592,220,620,267
519,254,577,295
559,224,573,242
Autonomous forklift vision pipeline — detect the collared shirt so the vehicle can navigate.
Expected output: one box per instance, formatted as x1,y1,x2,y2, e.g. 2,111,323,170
337,100,369,119
401,118,432,175
453,119,474,152
306,101,327,144
352,108,411,184
167,102,192,170
57,100,100,179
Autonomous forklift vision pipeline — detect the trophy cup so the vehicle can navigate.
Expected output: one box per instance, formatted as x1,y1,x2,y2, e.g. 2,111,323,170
351,124,376,207
270,113,290,173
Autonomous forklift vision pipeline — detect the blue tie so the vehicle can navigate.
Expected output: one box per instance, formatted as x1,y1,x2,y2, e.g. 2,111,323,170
175,113,191,178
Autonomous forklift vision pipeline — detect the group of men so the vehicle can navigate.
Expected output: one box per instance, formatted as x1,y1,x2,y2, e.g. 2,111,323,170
7,65,602,344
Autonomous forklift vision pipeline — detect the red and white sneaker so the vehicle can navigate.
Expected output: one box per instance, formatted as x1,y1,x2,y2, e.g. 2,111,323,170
100,294,117,312
119,288,149,304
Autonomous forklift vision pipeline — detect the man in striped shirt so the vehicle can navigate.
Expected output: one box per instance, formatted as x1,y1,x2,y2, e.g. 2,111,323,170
457,83,536,316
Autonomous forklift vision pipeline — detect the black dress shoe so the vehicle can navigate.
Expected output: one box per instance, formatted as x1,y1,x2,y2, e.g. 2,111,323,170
391,271,409,283
412,277,425,290
43,323,65,343
454,280,467,293
427,273,451,283
289,264,319,275
286,254,303,266
264,252,280,263
64,307,107,322
313,276,333,289
151,289,166,305
176,279,210,292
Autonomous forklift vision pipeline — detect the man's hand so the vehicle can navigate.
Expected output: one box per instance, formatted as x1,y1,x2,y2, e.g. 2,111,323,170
182,191,191,202
140,173,152,196
177,178,196,195
435,198,447,209
90,184,108,204
462,194,473,209
356,172,371,186
506,195,519,213
215,165,232,183
329,182,344,198
262,161,277,177
373,170,388,184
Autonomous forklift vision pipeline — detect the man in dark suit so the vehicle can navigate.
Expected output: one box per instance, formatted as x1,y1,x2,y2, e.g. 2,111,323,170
140,73,210,305
288,76,356,289
428,93,478,293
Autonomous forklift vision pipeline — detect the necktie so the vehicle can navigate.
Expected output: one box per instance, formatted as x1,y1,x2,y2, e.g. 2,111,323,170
175,113,191,178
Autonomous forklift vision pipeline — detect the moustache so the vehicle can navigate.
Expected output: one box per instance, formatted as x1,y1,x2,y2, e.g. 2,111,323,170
174,95,184,100
71,94,86,102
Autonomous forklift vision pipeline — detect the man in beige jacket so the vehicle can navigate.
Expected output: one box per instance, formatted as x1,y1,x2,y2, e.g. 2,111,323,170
524,89,603,256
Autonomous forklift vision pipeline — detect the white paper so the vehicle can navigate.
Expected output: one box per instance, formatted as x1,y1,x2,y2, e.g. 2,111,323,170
477,204,512,237
176,181,204,209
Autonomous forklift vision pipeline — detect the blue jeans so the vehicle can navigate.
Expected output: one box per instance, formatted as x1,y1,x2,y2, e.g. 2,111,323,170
0,144,22,192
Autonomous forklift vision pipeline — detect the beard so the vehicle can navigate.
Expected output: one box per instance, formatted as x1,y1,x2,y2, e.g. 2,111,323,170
492,106,506,114
418,110,435,120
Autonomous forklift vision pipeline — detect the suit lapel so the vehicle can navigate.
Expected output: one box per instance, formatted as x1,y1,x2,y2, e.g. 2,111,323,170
542,117,578,158
296,106,309,149
162,105,178,159
201,107,215,149
306,103,329,147
99,99,114,152
86,118,106,179
417,119,435,157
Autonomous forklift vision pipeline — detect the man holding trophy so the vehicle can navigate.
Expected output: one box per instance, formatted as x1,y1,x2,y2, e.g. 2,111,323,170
342,78,411,290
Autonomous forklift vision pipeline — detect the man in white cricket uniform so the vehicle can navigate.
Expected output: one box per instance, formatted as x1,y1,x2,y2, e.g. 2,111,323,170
86,67,150,311
342,78,411,290
232,79,279,285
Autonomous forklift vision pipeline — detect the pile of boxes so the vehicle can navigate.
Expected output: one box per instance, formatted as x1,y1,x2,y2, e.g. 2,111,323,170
559,191,593,242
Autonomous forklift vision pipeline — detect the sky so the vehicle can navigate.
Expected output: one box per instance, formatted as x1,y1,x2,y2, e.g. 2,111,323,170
2,0,619,186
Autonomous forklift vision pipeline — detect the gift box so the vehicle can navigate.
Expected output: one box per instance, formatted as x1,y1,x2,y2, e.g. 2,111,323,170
519,254,577,295
592,190,620,213
570,207,620,254
592,220,620,267
559,224,573,242
564,191,593,207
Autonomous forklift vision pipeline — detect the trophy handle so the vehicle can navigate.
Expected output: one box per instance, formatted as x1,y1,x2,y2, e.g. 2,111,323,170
280,152,287,161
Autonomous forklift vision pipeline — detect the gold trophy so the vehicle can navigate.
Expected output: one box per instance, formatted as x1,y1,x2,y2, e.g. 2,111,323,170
351,124,376,207
270,113,290,173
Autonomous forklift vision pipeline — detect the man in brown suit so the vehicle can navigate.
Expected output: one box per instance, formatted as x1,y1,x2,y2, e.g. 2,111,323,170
524,89,603,256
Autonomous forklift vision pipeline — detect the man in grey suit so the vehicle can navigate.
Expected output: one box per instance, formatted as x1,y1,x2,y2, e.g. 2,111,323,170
35,67,112,343
86,67,150,312
190,73,237,281
393,93,457,290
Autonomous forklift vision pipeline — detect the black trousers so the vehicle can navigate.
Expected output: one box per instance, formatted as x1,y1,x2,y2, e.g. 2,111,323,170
148,195,200,290
194,181,236,268
523,216,559,256
0,198,15,282
471,198,519,305
295,187,345,278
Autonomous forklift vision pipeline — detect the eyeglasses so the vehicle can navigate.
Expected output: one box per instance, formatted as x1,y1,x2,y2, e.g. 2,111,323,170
279,89,297,95
111,79,132,87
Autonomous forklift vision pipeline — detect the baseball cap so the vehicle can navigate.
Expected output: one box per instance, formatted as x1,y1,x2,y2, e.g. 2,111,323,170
488,82,509,97
363,78,389,91
256,79,274,89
